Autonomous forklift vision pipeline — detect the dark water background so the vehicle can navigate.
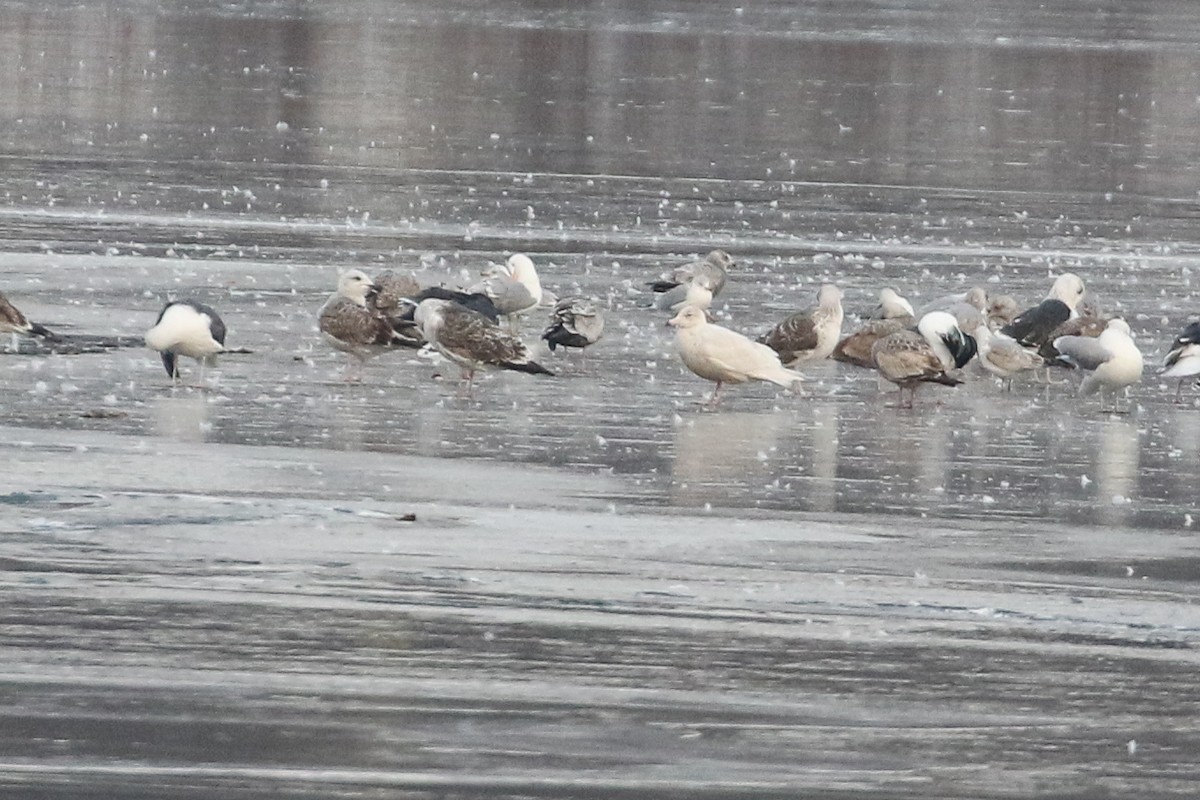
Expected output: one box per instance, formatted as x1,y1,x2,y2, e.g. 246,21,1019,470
1,1,1199,797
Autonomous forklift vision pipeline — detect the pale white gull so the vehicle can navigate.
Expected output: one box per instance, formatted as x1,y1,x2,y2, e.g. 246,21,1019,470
668,305,803,406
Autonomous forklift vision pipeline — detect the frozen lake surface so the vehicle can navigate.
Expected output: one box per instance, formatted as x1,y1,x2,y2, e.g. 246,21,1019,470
1,0,1199,797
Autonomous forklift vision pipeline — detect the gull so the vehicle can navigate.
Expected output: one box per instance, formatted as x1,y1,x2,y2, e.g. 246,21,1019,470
833,317,912,368
1053,318,1143,412
758,284,845,367
868,287,916,320
414,298,552,391
917,286,988,317
0,291,57,350
972,323,1045,391
648,249,733,312
1003,272,1087,344
318,269,408,380
987,294,1019,330
871,311,976,408
144,299,226,387
541,296,605,357
1159,321,1200,403
473,253,543,326
668,305,804,406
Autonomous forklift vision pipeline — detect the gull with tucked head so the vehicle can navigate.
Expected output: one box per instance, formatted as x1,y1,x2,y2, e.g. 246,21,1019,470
144,299,227,388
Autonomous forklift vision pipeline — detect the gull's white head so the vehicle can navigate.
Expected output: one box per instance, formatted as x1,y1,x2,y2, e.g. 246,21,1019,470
1105,317,1132,337
337,269,376,305
818,284,844,307
879,287,914,317
1047,273,1086,309
506,253,537,279
668,305,708,330
705,250,734,270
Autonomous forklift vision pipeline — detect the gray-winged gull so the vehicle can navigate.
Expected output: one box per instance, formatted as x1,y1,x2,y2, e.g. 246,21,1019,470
1053,318,1143,412
473,254,543,325
917,286,988,317
414,297,552,391
649,249,733,312
144,299,227,387
668,305,803,406
758,284,844,367
1161,321,1200,403
871,311,976,407
541,296,605,355
971,323,1045,391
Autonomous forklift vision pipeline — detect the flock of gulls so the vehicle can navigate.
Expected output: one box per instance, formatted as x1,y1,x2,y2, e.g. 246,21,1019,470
2,249,1198,411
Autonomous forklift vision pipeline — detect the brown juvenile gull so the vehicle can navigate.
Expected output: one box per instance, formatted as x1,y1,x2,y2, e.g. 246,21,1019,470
971,323,1045,391
414,297,552,391
648,249,733,313
833,317,913,368
668,305,804,406
758,284,845,367
1054,318,1143,412
0,290,57,350
872,311,977,408
144,299,226,387
1160,321,1200,403
318,269,407,380
541,296,605,356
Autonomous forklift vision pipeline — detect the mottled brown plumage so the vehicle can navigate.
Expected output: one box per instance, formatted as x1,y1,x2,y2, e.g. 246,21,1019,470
833,316,913,368
414,298,552,390
369,270,422,316
0,291,56,342
1040,315,1106,364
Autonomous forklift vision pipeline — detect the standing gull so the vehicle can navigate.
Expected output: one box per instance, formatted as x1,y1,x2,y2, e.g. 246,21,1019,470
1053,318,1143,412
144,299,226,387
1001,273,1087,347
414,298,552,391
668,305,804,406
473,254,543,326
833,317,913,368
1159,321,1200,403
758,284,845,367
648,249,733,313
318,269,407,380
871,311,976,408
0,291,57,350
972,323,1045,391
541,296,605,356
